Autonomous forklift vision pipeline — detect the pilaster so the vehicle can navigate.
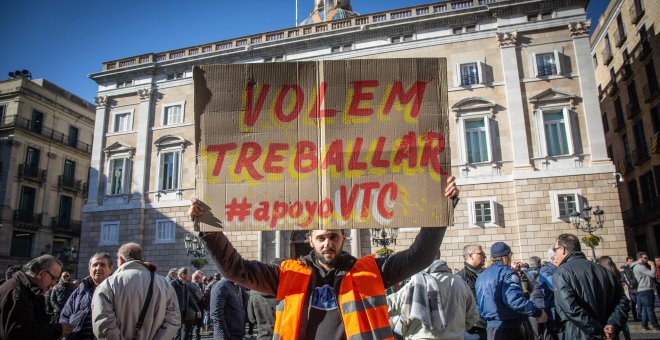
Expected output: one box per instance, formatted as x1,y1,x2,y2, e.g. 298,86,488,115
86,96,109,205
569,20,610,166
497,32,534,171
132,88,153,201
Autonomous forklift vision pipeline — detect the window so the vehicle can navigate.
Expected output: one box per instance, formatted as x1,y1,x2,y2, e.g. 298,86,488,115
264,56,285,62
166,72,184,80
100,222,119,246
58,195,73,223
465,119,489,163
632,120,648,163
628,180,640,207
527,14,538,22
156,219,176,244
592,55,598,68
31,110,43,134
467,197,498,227
460,63,479,86
541,109,572,156
162,103,184,126
614,98,625,129
0,105,5,126
113,111,132,132
541,12,552,20
25,147,40,169
107,158,130,195
390,34,413,43
116,80,132,88
452,27,463,35
465,25,476,33
10,232,33,257
536,53,558,76
623,134,633,168
607,145,614,160
639,172,656,203
68,126,78,148
331,44,352,53
549,190,581,221
62,159,76,186
158,151,181,191
602,112,609,133
645,59,659,97
19,186,36,214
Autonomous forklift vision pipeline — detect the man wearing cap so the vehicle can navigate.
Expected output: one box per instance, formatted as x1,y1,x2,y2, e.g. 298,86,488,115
552,234,628,339
475,242,547,340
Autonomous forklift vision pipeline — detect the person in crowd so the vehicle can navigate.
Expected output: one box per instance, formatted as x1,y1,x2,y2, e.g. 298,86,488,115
631,251,660,330
203,272,222,334
0,265,22,286
456,244,487,340
530,248,558,340
211,277,245,340
0,255,72,339
171,267,201,340
552,234,629,339
524,256,542,338
387,258,479,339
475,242,546,340
190,270,206,340
247,259,282,340
189,176,459,339
92,242,180,339
59,253,114,340
168,267,179,283
621,256,640,321
598,256,632,340
49,271,75,323
655,257,660,305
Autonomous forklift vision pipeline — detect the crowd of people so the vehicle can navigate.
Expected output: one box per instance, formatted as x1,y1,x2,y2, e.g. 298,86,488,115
0,177,658,340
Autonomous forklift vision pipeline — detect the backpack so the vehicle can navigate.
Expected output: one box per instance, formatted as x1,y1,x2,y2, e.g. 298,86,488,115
622,266,638,290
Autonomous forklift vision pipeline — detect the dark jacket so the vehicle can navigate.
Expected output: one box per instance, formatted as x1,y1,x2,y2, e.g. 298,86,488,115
475,262,542,329
59,276,96,340
170,279,200,322
0,271,63,339
530,262,556,326
210,278,245,340
203,227,445,340
457,262,486,330
552,251,629,339
246,290,277,340
50,281,75,316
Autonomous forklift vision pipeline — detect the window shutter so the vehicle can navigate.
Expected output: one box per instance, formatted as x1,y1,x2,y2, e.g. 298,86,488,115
485,116,493,162
530,53,538,78
554,49,563,75
535,109,548,156
490,199,498,225
123,158,132,194
477,61,485,84
563,107,575,155
106,160,113,195
454,63,461,87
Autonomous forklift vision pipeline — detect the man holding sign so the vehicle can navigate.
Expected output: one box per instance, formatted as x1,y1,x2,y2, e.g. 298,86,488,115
189,177,457,340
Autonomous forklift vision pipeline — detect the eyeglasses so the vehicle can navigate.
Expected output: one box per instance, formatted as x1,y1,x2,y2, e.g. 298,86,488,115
642,257,649,260
471,252,484,257
552,246,563,253
43,270,59,282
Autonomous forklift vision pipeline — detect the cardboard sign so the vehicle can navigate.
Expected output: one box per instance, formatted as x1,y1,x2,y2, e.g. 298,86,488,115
193,59,450,231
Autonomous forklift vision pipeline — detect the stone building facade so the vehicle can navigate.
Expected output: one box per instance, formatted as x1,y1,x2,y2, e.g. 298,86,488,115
0,77,95,274
591,0,659,256
81,0,627,275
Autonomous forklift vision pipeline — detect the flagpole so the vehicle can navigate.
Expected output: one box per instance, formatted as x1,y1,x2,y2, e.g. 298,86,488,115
295,0,298,27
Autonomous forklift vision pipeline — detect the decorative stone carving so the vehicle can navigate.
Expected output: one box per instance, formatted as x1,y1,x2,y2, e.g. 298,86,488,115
137,88,152,101
568,20,591,38
496,32,518,47
94,96,108,108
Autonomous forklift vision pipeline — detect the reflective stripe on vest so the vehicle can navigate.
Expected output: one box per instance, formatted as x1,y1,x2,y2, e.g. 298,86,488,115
273,255,394,340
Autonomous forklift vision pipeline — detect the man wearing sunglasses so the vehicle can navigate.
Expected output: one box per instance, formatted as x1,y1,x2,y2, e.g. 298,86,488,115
0,254,73,339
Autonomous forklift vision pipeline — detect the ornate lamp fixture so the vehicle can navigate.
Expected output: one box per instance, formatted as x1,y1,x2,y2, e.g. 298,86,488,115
568,203,605,260
184,233,207,258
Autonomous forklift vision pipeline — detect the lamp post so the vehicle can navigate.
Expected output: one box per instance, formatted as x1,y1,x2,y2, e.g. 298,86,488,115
184,233,207,258
371,227,398,256
568,203,605,260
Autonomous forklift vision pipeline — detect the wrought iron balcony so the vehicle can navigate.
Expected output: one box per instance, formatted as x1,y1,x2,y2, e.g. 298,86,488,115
14,116,91,154
58,175,82,192
51,217,82,233
13,209,39,225
18,163,47,182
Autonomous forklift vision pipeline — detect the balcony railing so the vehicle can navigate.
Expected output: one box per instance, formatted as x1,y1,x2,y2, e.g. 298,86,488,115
537,64,557,77
102,0,501,71
58,175,82,192
13,209,39,225
18,163,47,182
629,0,644,24
461,74,479,86
12,116,91,154
51,217,82,233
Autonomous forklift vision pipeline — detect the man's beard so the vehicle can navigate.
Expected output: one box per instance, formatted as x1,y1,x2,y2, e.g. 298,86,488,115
315,249,338,267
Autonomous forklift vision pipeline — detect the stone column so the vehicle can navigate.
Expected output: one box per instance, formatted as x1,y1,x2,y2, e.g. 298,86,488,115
569,20,610,165
132,88,153,201
497,32,534,171
275,230,282,258
350,229,360,257
86,96,109,206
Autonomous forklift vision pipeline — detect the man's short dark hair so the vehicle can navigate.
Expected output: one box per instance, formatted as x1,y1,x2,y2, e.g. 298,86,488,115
23,255,62,276
529,256,541,268
557,233,581,252
637,251,648,259
626,256,633,261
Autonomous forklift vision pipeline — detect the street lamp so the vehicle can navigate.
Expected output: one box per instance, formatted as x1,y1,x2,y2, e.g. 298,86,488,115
371,227,398,250
568,202,605,260
184,233,207,258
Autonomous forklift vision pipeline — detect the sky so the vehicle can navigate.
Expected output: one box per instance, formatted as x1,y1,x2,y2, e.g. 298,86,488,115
0,0,609,103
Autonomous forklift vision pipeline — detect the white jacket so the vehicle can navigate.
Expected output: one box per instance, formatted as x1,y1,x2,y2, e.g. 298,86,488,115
387,260,479,340
92,260,181,339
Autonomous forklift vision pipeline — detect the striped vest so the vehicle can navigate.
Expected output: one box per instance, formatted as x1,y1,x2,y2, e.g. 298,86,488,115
273,255,394,340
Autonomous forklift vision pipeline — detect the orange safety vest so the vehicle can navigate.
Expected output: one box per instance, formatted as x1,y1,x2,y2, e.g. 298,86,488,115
273,255,394,340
